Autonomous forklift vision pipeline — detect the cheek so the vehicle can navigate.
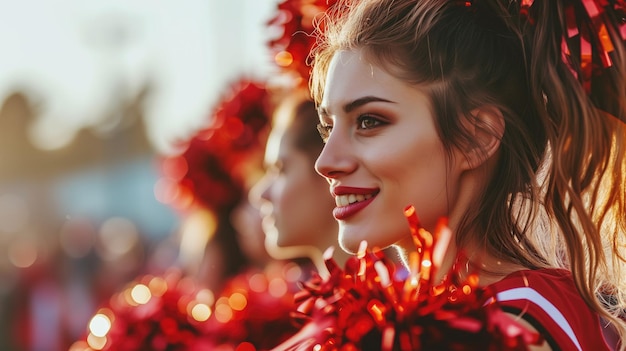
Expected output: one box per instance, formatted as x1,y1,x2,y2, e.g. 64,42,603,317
365,135,446,180
270,179,288,212
279,174,305,213
366,136,450,212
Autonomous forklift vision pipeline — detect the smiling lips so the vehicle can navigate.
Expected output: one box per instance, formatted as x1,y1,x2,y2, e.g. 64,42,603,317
332,186,379,220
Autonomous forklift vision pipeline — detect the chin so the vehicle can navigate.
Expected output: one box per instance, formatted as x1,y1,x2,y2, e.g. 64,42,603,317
338,241,357,255
275,237,292,248
339,221,410,254
338,231,384,255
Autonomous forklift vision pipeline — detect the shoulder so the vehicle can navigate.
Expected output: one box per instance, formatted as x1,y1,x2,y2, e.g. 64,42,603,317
487,268,577,308
486,268,611,351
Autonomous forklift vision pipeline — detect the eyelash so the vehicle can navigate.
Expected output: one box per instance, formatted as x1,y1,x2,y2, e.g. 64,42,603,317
357,115,383,130
316,115,385,143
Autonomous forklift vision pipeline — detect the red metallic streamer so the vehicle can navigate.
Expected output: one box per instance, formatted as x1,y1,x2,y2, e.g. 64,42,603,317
277,206,542,351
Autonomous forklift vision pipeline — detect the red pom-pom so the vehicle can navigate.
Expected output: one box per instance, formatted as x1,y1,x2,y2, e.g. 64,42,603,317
275,206,543,351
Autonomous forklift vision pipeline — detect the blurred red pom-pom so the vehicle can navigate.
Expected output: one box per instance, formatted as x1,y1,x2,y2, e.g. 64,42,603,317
70,269,217,351
202,261,309,350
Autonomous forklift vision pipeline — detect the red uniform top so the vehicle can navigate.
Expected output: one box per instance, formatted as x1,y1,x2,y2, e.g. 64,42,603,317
486,268,612,351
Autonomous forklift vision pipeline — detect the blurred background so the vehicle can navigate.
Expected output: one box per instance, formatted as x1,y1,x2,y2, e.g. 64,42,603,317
0,0,281,349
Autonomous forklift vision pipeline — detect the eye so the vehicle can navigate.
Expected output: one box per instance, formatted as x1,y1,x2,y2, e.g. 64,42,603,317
317,123,332,143
357,115,383,130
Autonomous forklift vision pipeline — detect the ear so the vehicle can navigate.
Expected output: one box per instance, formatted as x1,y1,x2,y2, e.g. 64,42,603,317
459,106,505,171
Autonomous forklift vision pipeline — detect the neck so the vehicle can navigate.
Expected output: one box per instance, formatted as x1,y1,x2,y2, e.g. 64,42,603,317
463,248,528,287
391,163,527,286
393,241,526,287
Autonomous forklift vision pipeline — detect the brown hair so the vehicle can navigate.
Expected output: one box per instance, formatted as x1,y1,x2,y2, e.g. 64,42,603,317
272,88,325,161
311,0,626,342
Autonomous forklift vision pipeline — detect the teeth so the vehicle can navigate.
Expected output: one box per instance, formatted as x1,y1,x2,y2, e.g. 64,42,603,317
335,193,373,207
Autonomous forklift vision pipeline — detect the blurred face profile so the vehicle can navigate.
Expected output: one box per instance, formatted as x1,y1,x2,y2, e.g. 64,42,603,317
253,117,337,252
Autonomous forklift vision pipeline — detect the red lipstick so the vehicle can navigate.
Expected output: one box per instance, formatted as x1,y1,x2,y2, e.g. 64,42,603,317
331,186,379,220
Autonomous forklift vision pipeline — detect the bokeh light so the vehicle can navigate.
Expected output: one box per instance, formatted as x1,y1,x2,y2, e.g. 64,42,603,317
86,333,107,350
196,288,215,306
214,297,233,323
148,276,168,297
97,217,140,260
130,284,151,305
88,313,112,337
274,51,293,67
8,236,38,268
228,292,248,311
268,277,288,298
248,273,268,293
190,303,212,322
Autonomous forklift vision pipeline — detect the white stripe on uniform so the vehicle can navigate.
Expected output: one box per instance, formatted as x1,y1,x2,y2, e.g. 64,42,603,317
496,287,582,351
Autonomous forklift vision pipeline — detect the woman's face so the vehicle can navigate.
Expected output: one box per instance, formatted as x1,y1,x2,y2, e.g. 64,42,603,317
253,121,338,252
315,49,465,253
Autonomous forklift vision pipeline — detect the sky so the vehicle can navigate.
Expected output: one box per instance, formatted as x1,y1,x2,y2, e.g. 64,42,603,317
0,0,280,154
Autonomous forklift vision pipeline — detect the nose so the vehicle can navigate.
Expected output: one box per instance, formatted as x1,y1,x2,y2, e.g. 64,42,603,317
315,129,356,179
249,174,272,210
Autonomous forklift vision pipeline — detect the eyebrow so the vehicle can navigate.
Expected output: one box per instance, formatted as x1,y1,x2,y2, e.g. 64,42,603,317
318,96,396,117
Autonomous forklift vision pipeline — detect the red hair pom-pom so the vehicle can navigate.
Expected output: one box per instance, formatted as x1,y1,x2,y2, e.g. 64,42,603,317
156,80,270,213
268,0,339,86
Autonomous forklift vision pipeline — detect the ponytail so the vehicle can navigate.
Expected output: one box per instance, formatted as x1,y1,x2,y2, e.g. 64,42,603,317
523,0,626,344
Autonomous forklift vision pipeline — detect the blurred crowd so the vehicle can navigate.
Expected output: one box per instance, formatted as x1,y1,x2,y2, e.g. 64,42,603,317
0,186,173,350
